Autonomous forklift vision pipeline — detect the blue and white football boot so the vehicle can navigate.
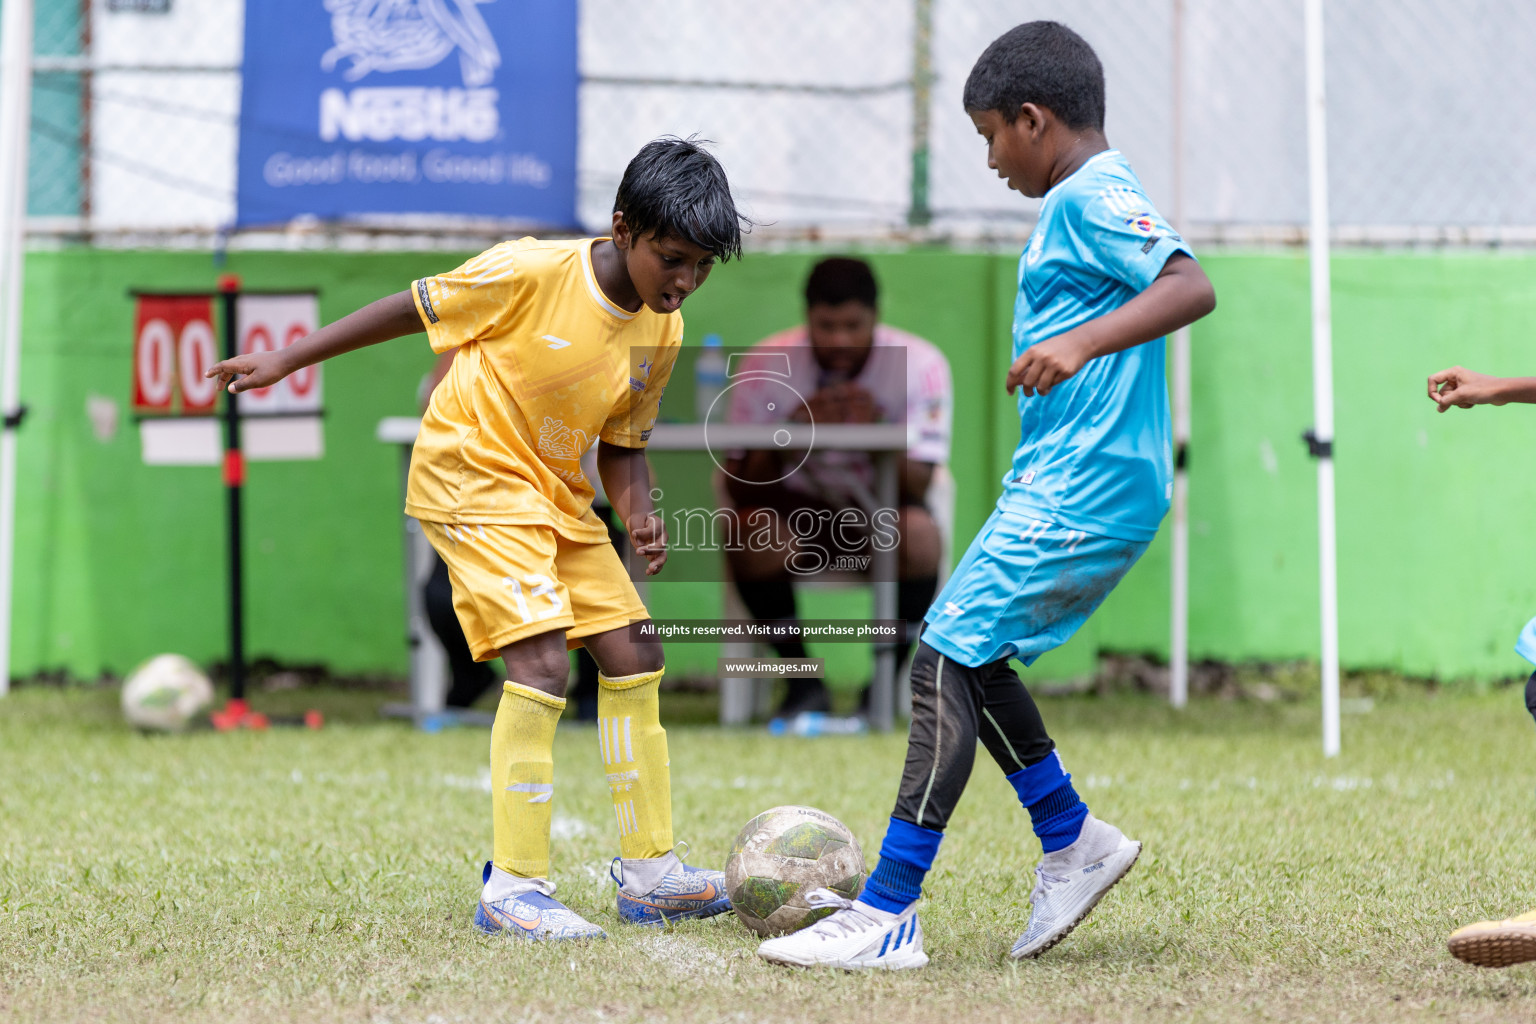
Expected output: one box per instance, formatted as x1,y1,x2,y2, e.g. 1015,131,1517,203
1010,814,1141,959
757,888,928,970
611,847,732,927
472,862,606,942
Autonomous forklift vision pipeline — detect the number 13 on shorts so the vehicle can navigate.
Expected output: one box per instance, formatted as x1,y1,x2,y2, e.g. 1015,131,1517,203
420,519,649,660
502,575,563,623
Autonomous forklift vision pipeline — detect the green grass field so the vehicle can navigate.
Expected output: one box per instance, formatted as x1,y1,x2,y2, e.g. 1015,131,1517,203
4,683,1536,1023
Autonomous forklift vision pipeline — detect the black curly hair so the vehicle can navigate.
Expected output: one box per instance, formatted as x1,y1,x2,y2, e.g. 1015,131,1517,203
613,136,749,261
963,21,1105,130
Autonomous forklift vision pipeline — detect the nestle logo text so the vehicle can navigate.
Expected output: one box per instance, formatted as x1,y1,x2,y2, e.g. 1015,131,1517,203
319,87,499,143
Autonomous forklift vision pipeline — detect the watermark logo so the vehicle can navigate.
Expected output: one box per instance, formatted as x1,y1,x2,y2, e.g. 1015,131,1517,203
704,351,815,486
657,501,900,577
607,342,917,583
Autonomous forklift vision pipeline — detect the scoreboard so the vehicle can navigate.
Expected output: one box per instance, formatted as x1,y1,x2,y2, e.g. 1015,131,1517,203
132,292,323,464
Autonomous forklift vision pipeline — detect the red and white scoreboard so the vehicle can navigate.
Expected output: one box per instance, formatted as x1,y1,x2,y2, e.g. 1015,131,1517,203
132,296,220,414
132,292,324,464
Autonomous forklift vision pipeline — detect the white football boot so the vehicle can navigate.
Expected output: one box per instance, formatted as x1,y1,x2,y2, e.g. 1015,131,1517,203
757,889,929,970
1010,813,1141,959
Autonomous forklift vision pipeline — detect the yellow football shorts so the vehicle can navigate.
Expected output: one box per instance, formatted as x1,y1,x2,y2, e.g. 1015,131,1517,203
421,521,648,658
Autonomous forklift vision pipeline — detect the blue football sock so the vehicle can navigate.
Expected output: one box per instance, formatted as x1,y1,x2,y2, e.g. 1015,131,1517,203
1005,750,1089,853
861,817,943,914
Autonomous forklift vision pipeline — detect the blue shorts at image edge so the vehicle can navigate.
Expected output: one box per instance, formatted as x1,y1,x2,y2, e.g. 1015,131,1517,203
1516,616,1536,666
921,508,1148,669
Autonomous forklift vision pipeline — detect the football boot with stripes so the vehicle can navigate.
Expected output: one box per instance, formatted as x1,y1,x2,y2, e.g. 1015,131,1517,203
611,848,732,927
757,889,929,970
1010,814,1141,959
472,862,606,942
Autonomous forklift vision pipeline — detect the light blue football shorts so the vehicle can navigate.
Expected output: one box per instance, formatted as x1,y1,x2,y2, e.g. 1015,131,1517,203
921,508,1149,668
1516,615,1536,666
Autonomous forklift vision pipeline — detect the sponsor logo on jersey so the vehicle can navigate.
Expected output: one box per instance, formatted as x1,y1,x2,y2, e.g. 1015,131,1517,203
1025,230,1046,265
537,417,589,461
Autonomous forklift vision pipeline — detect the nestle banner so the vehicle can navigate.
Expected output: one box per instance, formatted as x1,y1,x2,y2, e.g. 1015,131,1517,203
237,1,576,227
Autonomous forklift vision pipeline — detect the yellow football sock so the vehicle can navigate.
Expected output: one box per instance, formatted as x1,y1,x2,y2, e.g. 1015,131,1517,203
490,680,565,879
598,669,674,859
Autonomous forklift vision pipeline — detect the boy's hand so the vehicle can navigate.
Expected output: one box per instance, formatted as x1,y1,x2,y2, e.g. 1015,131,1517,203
207,350,293,394
628,513,668,576
1007,331,1091,397
1428,366,1504,411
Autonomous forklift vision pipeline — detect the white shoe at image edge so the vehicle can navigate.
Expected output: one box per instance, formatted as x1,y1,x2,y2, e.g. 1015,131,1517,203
757,889,929,970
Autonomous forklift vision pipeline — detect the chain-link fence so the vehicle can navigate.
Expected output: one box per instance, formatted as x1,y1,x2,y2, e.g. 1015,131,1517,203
21,0,240,234
12,0,1536,246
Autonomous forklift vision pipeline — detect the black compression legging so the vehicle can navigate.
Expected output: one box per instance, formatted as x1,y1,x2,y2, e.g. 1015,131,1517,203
890,640,1056,832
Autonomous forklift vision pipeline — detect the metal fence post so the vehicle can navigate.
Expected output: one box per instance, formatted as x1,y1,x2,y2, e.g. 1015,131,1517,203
908,0,932,227
0,0,36,698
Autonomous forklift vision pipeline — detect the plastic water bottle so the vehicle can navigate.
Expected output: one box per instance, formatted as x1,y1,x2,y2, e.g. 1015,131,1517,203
694,333,727,422
767,711,868,737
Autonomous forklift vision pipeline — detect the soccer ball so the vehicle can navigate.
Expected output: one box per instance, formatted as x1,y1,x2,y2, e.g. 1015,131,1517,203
725,805,867,936
121,654,214,731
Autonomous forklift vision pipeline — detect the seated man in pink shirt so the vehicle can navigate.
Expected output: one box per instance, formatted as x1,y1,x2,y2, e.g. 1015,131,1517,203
723,257,953,717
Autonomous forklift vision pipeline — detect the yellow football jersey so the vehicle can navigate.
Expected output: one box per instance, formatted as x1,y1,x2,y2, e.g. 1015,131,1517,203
406,237,680,542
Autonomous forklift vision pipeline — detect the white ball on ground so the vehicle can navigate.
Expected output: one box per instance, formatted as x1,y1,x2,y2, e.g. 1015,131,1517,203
725,805,868,936
121,654,214,732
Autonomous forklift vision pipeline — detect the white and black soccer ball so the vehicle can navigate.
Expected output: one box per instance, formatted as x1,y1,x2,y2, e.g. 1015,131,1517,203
725,805,867,936
121,654,214,732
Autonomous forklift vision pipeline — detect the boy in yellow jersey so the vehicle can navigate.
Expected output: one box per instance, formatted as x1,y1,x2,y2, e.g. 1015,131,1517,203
208,138,747,940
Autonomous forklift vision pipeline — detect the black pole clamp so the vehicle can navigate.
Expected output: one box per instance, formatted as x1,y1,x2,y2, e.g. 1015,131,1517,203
1302,429,1333,459
2,404,27,430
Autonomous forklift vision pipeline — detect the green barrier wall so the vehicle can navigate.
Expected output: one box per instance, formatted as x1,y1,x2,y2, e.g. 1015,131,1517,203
12,247,1536,685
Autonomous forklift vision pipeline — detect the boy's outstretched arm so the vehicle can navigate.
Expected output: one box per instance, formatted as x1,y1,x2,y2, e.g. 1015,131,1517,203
207,290,424,394
1007,253,1216,397
1428,367,1536,411
597,441,668,576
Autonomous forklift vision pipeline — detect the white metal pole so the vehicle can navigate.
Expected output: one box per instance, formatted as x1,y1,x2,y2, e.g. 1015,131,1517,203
0,0,35,699
1168,0,1190,709
1304,0,1341,757
1170,346,1191,709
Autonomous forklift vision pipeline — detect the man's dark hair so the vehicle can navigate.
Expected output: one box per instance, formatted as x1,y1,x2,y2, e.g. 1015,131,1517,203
962,21,1105,130
613,136,747,261
804,257,878,309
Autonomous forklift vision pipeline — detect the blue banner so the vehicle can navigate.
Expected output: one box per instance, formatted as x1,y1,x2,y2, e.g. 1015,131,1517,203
237,1,576,227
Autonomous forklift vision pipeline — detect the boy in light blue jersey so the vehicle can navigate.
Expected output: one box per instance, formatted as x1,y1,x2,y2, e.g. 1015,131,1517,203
759,21,1216,971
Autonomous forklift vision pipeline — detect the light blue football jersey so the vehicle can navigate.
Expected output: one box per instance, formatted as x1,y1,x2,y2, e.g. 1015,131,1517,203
999,149,1194,542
